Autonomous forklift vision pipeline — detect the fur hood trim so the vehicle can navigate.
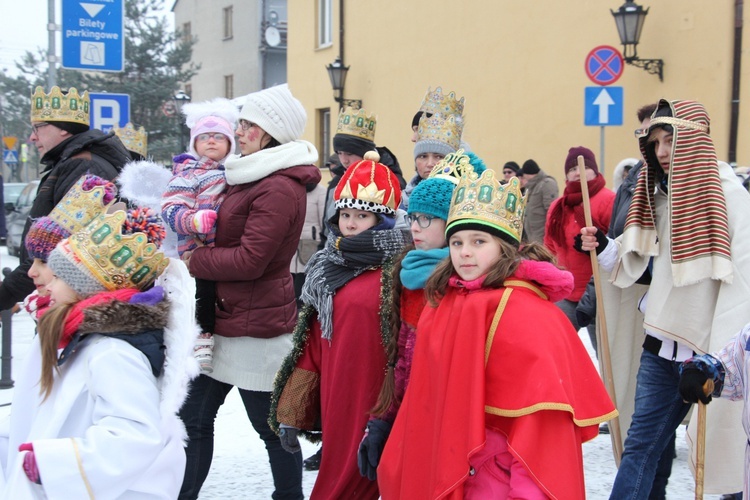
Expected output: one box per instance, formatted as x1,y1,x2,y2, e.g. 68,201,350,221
78,300,170,336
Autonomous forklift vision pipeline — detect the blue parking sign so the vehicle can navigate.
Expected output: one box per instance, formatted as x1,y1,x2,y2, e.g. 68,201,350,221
89,93,130,133
585,87,623,126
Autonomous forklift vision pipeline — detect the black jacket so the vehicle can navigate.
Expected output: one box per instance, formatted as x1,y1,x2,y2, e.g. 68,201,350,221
0,130,129,310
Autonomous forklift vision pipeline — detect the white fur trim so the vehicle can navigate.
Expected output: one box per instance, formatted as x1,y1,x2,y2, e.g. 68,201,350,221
224,140,319,185
182,98,240,130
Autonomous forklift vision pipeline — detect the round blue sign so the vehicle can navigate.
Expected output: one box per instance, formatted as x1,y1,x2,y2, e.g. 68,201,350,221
585,46,624,86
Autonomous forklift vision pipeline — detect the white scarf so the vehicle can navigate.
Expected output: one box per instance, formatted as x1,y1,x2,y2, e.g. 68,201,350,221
224,140,319,186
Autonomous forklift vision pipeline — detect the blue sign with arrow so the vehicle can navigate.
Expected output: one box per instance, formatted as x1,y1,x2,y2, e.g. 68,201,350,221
62,0,124,72
584,87,623,126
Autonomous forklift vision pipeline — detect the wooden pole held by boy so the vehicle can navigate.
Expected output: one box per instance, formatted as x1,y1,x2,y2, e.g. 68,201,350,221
577,155,624,465
694,378,714,500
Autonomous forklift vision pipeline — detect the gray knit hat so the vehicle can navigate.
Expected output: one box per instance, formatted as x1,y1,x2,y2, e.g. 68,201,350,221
239,84,306,144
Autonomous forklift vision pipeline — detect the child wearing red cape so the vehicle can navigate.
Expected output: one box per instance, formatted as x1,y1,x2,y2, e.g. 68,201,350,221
378,171,617,499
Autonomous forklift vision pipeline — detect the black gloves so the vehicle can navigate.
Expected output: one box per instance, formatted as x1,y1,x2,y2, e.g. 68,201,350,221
279,425,301,453
573,228,609,255
679,368,712,404
357,419,392,481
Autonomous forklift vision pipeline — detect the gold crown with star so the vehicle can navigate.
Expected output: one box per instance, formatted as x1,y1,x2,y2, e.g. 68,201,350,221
447,170,525,243
427,149,475,185
335,107,377,142
113,122,148,158
416,113,463,151
333,150,401,215
31,86,90,125
57,210,169,292
418,86,465,117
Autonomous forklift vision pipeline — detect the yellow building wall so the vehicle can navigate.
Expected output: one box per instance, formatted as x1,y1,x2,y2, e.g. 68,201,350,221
289,1,747,189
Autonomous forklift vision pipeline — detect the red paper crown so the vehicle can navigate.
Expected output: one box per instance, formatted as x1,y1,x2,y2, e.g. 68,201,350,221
334,151,401,215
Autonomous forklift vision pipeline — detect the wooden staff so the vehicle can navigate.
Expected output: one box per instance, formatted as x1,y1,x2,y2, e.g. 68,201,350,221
578,155,624,465
695,378,714,500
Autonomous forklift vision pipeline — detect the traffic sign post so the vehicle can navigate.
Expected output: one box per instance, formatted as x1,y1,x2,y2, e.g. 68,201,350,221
89,93,130,133
585,46,624,86
62,0,124,72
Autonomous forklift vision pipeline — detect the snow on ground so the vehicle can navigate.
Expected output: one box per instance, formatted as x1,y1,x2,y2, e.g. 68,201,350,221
0,248,728,498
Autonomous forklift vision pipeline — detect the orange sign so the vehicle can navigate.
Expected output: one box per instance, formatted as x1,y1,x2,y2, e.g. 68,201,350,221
2,137,17,150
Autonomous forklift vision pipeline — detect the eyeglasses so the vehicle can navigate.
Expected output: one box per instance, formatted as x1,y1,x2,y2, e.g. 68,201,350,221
31,123,50,134
406,214,437,229
238,119,255,131
634,127,649,139
196,132,228,142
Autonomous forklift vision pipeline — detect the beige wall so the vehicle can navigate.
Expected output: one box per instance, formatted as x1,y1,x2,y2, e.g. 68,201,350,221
289,1,749,189
174,1,262,101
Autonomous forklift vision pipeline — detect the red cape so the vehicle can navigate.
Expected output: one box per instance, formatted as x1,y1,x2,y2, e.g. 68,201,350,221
378,279,617,499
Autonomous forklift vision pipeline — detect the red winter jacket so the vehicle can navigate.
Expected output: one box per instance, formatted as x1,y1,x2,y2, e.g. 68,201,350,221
190,164,321,338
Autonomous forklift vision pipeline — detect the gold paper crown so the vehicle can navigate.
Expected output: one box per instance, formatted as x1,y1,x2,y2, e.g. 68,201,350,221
65,211,169,291
428,149,473,185
31,86,90,125
113,123,148,158
335,107,377,142
447,172,525,243
49,176,117,234
419,86,465,117
417,113,463,150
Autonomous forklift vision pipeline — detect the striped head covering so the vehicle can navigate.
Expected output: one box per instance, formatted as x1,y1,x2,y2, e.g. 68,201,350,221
624,99,731,286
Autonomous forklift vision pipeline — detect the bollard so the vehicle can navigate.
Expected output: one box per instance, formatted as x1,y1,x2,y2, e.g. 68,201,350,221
0,267,14,388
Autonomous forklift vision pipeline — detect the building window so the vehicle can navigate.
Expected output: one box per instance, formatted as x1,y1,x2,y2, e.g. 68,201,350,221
182,22,192,43
223,6,234,40
185,84,192,99
317,0,332,48
318,108,331,163
224,75,234,99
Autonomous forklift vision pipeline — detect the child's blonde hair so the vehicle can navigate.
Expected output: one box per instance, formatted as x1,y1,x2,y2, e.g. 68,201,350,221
37,302,77,400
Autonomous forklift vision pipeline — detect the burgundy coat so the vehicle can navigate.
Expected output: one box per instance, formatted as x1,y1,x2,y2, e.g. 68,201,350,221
190,164,322,338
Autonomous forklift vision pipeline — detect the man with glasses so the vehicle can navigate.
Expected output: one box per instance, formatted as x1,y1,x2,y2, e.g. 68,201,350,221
0,86,129,312
501,161,520,184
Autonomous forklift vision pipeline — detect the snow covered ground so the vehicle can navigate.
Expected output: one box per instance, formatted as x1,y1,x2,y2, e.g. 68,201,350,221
0,247,727,498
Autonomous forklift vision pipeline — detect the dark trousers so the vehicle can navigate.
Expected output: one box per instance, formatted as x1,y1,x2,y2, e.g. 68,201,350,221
178,375,303,500
195,278,216,333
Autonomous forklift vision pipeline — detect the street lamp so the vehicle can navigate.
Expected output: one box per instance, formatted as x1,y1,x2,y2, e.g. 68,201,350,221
326,57,362,110
611,0,664,81
173,90,192,152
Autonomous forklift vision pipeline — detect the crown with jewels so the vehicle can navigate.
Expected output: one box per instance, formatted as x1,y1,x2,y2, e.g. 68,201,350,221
60,210,169,292
30,86,90,125
428,149,475,184
447,171,525,244
113,123,148,158
417,113,463,151
335,107,377,142
419,86,465,117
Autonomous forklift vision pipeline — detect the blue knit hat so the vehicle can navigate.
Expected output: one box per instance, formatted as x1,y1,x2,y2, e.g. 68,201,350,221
407,150,487,221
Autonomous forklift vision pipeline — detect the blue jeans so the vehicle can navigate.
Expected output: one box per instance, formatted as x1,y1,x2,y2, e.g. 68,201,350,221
610,350,691,500
178,375,303,500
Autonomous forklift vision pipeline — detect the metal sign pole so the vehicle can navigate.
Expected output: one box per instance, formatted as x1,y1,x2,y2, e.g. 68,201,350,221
600,125,606,176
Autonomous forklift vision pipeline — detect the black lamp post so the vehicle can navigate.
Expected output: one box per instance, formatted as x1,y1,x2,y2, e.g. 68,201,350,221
611,0,664,81
326,57,362,110
173,90,192,151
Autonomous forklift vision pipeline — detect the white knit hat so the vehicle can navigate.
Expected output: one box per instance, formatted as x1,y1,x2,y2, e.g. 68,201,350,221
239,84,307,144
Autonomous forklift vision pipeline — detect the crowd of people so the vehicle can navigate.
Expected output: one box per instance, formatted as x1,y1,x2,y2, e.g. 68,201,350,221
0,83,748,500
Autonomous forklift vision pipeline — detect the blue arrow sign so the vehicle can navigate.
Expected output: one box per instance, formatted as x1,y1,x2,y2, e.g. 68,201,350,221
3,149,19,164
584,87,624,126
89,93,130,133
62,0,124,72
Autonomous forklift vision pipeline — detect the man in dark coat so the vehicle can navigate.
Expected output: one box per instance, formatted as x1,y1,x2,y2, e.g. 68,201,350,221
0,86,129,311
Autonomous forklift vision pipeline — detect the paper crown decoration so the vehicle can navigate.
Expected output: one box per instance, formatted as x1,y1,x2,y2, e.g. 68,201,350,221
428,149,477,185
31,86,90,125
447,171,525,244
335,107,377,142
334,150,401,215
419,86,465,118
113,122,148,158
59,210,169,292
416,113,463,151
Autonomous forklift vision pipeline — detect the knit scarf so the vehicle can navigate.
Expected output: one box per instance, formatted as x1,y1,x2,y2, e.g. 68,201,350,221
623,99,732,286
400,247,450,290
59,288,140,349
300,226,407,340
546,174,607,249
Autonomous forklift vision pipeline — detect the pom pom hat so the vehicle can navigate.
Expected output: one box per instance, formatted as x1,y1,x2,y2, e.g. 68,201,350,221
334,151,401,215
564,146,599,176
182,98,240,161
239,84,307,144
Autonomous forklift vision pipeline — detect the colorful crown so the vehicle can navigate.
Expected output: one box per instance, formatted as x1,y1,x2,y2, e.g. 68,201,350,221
335,107,377,142
113,122,148,158
418,86,465,117
31,86,90,125
447,172,525,244
56,210,168,293
428,149,475,185
416,113,463,152
334,151,401,215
